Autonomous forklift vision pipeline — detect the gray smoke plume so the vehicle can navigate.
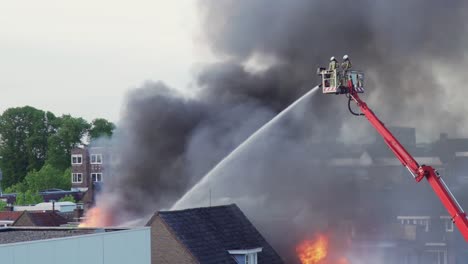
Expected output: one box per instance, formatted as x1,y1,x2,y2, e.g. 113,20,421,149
199,0,468,140
92,0,468,262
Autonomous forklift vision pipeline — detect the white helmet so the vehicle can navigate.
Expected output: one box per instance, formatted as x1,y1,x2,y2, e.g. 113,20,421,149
330,56,335,61
343,54,349,60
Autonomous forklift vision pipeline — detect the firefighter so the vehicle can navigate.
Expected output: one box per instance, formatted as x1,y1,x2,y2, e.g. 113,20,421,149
328,56,339,71
340,55,352,86
342,55,352,71
328,57,339,87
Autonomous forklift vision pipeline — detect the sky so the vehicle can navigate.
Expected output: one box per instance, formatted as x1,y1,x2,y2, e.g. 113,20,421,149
0,1,205,122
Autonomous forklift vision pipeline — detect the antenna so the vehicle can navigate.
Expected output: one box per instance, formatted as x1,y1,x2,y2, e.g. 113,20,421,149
209,188,212,207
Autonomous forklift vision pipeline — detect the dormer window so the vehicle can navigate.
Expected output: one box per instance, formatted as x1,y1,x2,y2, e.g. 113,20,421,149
245,254,254,264
397,216,430,232
228,248,262,264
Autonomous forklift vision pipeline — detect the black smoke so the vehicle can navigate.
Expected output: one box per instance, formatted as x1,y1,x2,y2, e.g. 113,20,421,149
94,0,468,262
198,0,468,140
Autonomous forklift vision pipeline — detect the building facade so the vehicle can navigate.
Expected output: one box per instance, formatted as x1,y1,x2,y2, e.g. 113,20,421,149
71,146,109,191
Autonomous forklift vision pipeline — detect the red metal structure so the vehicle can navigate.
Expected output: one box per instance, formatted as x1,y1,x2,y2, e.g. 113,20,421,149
318,65,468,242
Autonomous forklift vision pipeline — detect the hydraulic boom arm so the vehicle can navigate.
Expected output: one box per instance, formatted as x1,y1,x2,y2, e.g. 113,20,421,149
348,89,468,242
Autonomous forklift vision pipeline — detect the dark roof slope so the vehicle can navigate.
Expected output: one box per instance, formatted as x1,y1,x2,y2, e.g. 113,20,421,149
13,211,68,227
29,212,68,226
158,204,284,264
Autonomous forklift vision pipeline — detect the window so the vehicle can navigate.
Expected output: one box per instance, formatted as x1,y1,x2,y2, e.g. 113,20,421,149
71,154,82,165
72,173,82,183
397,216,430,232
91,173,103,182
445,220,454,232
441,216,454,232
91,154,103,164
228,248,261,264
245,254,257,264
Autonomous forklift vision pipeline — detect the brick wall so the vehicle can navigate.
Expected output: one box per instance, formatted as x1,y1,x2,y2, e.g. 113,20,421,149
149,215,197,264
71,148,89,190
71,147,109,190
88,147,106,182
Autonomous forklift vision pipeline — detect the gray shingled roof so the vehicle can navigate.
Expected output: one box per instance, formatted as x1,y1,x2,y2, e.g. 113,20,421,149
0,229,94,244
158,204,284,264
0,227,126,245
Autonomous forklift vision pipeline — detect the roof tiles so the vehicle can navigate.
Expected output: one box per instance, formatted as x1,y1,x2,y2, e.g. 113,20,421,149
157,204,284,264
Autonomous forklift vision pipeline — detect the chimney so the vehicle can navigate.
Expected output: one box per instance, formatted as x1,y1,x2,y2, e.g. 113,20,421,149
74,207,84,221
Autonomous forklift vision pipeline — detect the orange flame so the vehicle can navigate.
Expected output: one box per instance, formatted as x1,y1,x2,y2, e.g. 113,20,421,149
338,257,349,264
78,207,113,227
296,235,328,264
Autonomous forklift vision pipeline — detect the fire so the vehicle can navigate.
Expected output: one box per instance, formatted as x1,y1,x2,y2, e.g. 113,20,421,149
337,257,349,264
78,207,113,227
296,235,350,264
296,235,328,264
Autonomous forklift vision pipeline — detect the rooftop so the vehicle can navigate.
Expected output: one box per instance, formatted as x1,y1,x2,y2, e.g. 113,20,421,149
0,212,22,222
13,211,69,227
0,227,124,245
154,204,284,264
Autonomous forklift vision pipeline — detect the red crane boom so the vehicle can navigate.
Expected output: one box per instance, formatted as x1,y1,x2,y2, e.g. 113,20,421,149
349,88,468,242
317,64,468,242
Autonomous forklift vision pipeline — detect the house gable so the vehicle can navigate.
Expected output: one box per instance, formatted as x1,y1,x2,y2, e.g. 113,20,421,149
147,215,198,264
156,204,284,264
12,212,33,226
12,211,68,227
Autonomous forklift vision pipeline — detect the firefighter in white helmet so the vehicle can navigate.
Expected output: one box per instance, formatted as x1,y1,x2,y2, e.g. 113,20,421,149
328,56,339,71
340,55,352,87
342,55,352,71
328,56,339,88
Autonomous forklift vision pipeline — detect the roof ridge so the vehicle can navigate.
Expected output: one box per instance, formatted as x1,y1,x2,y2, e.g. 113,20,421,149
159,203,237,214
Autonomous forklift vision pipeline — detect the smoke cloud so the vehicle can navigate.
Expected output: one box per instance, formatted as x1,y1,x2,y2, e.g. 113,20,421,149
200,0,468,140
92,0,468,262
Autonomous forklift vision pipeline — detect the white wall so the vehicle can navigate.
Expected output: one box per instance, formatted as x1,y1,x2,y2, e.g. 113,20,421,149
0,228,151,264
14,202,77,213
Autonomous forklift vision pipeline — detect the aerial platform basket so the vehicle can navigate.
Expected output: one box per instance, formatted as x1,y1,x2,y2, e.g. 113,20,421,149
317,68,365,94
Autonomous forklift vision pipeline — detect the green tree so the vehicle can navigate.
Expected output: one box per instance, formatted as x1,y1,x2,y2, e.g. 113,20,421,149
58,194,75,203
3,182,28,194
0,200,7,210
0,106,57,188
24,164,71,192
46,115,90,170
89,118,115,140
15,190,43,205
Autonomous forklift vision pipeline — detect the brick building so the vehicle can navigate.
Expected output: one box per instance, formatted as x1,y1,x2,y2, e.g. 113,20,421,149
71,146,109,192
146,204,284,264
